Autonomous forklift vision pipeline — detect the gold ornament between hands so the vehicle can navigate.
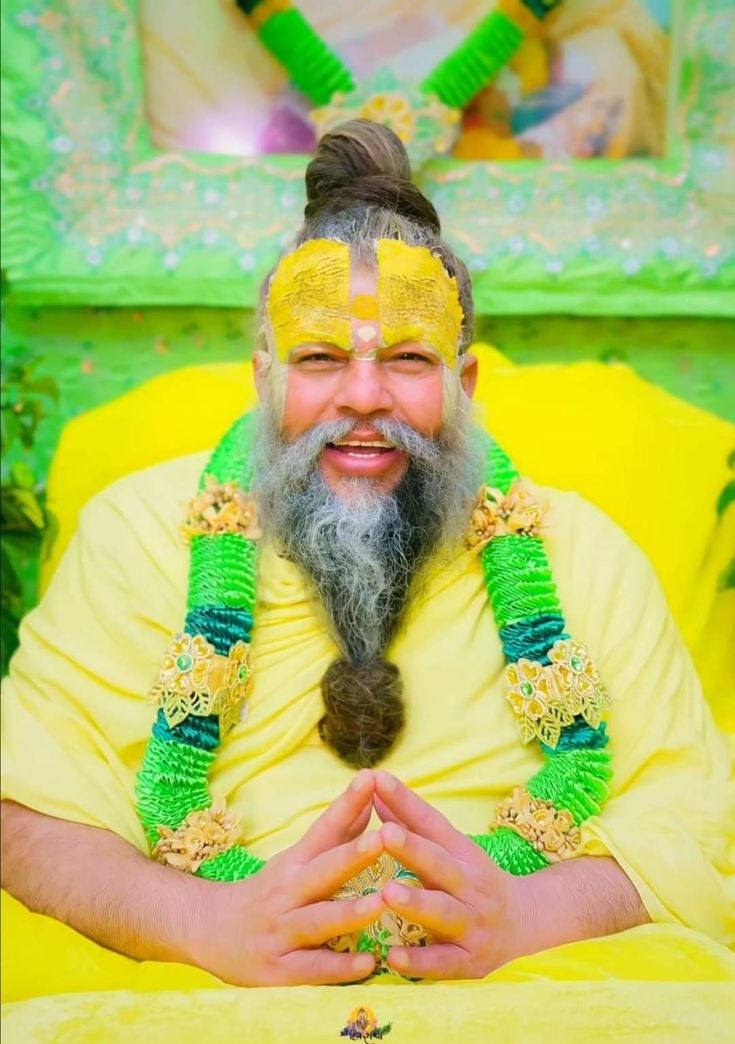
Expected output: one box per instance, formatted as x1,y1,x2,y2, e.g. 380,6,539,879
325,853,431,958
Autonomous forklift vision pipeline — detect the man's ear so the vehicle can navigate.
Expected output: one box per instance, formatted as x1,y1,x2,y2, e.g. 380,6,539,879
252,351,270,404
459,352,478,399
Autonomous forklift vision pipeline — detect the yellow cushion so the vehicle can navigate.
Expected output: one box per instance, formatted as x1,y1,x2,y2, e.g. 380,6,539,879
41,343,734,733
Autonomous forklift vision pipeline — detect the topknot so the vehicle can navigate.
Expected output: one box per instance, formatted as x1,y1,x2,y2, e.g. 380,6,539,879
304,119,441,234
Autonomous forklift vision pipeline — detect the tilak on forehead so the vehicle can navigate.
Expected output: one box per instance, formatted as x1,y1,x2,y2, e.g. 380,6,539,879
266,239,464,368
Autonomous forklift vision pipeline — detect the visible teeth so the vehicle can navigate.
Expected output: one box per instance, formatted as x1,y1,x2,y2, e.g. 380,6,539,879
333,439,394,448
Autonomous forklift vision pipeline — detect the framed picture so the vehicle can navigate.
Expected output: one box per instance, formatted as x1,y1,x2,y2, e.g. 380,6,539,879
1,0,732,314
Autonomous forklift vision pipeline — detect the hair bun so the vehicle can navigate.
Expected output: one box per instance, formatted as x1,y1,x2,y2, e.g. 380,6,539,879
305,119,441,234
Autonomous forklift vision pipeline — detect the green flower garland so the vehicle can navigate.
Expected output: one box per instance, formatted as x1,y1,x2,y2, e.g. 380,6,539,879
136,411,612,900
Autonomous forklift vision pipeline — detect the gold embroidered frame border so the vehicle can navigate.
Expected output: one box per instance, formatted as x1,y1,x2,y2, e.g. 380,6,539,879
1,0,733,315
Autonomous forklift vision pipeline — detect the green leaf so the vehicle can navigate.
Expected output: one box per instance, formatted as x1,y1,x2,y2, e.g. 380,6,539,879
718,559,735,592
1,486,45,531
10,460,36,490
0,542,23,603
26,376,59,401
1,603,21,678
716,480,735,517
40,508,59,564
1,409,20,453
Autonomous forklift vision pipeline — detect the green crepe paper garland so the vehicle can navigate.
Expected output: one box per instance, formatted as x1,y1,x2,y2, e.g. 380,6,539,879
135,411,612,956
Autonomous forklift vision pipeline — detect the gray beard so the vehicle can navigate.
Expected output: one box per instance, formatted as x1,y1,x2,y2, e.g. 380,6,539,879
254,403,482,664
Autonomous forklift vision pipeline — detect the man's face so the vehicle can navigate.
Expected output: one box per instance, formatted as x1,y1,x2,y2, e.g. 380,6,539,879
257,243,477,495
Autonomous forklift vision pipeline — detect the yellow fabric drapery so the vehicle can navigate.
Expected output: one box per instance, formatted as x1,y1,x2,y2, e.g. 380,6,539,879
3,889,734,1041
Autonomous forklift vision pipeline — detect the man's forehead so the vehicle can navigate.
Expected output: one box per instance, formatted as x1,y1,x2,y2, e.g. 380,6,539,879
266,238,463,366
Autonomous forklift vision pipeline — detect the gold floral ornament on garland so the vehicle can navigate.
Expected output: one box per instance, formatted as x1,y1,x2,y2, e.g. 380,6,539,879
494,786,581,862
506,657,575,747
466,481,546,550
153,805,241,873
506,639,609,747
181,476,261,541
150,634,253,733
549,639,611,730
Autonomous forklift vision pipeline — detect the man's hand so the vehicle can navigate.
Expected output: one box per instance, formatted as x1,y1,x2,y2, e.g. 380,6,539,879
371,771,519,979
188,769,388,986
373,771,649,980
1,772,387,988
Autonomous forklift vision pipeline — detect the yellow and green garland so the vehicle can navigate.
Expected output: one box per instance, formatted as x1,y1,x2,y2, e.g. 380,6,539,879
135,412,612,965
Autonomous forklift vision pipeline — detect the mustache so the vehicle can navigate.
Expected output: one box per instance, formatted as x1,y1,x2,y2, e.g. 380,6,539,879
275,418,444,478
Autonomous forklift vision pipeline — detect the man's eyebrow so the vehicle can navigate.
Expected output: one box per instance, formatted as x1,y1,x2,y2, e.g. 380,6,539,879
288,342,350,356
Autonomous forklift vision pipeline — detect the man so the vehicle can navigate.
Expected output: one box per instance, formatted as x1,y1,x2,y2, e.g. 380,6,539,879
1,122,732,990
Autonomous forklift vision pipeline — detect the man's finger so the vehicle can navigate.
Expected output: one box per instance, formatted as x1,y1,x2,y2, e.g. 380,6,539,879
295,770,375,861
382,881,469,940
375,772,481,861
380,821,465,894
286,892,384,947
387,942,469,981
372,793,404,828
297,830,385,904
344,798,374,842
280,948,376,986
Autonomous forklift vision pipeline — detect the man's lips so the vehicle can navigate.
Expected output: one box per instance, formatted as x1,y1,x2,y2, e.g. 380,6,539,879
328,438,395,455
321,439,405,476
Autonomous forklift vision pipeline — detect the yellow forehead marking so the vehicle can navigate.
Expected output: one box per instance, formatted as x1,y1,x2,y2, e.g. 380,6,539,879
351,294,379,320
377,239,463,369
266,239,351,362
267,239,463,367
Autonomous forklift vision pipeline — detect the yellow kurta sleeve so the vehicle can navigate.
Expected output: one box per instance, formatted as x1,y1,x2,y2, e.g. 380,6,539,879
0,455,204,848
555,495,735,945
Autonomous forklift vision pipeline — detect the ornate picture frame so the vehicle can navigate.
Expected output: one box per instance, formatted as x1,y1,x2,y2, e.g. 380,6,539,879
1,0,732,314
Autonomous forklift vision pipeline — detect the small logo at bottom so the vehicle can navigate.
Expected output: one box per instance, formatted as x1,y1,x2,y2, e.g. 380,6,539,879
340,1005,392,1040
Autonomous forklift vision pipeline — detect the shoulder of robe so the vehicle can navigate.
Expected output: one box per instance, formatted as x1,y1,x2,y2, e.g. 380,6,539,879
77,451,211,544
64,452,212,614
528,482,669,661
529,481,653,578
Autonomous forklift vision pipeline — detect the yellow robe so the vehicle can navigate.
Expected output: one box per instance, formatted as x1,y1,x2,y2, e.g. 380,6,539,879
2,452,734,1038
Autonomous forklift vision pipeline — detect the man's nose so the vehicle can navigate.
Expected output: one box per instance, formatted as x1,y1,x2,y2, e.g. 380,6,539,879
333,358,394,415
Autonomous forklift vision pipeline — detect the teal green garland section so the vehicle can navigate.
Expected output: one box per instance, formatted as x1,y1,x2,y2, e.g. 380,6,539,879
469,439,612,873
135,413,263,882
135,414,612,891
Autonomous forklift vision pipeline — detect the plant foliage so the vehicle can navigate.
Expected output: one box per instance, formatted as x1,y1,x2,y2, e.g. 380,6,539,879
1,349,58,675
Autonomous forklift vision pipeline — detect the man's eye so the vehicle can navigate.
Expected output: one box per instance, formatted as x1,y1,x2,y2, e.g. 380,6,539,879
386,351,437,366
294,352,345,365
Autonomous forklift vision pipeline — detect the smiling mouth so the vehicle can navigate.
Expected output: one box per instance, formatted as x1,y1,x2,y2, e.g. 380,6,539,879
328,439,397,458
